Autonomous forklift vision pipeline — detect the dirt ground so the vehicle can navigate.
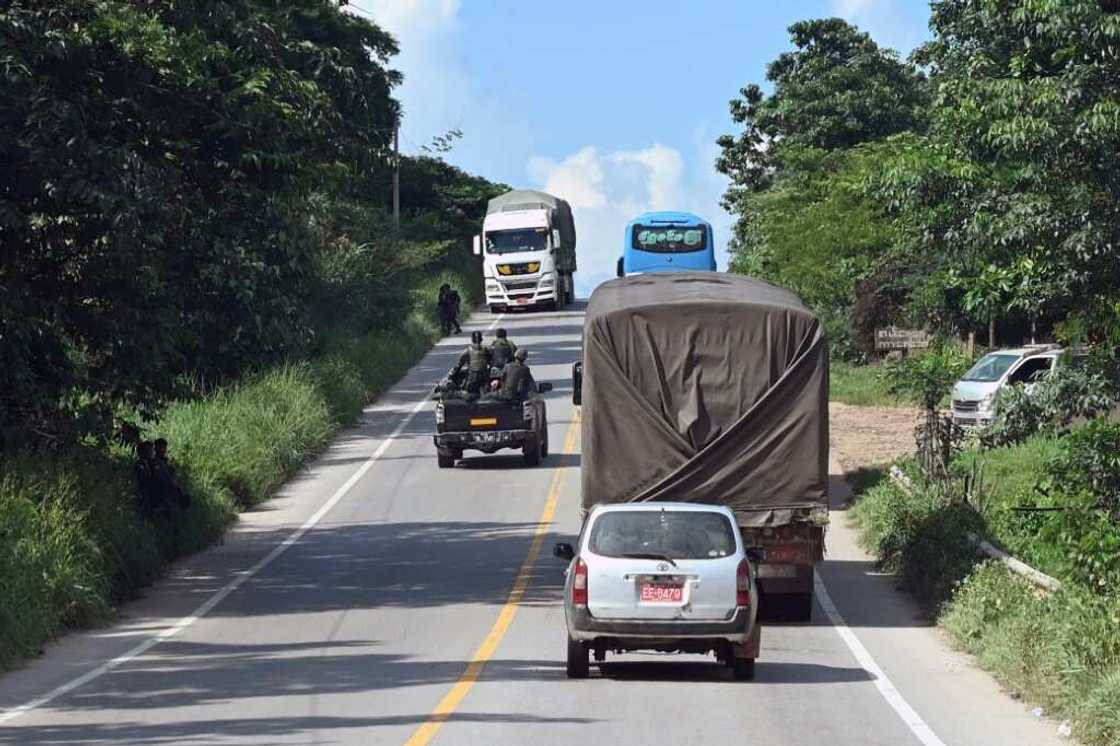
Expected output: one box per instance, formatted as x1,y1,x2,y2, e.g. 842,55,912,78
829,402,919,473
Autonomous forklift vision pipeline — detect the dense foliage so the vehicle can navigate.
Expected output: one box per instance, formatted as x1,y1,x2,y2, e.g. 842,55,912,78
719,3,1120,357
0,1,502,449
716,18,928,356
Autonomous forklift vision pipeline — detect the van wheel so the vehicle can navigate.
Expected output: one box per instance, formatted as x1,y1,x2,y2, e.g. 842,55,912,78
523,437,542,467
436,449,455,469
731,657,756,681
566,637,589,679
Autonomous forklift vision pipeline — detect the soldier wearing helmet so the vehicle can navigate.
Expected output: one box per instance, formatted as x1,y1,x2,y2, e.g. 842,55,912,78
499,347,536,401
489,327,518,368
453,330,492,398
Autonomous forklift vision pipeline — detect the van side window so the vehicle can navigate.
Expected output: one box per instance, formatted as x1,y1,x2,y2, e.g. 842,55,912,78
1007,357,1053,384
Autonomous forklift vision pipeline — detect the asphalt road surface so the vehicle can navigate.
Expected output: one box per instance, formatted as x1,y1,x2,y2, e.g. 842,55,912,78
0,305,1066,745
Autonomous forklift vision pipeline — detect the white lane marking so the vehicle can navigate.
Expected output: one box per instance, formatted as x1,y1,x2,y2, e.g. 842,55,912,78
0,313,504,726
814,574,948,746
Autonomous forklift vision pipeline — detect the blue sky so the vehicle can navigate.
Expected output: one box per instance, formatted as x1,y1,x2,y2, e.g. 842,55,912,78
355,0,934,294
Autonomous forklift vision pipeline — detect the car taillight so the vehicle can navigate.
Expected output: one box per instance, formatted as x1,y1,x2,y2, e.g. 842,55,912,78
736,558,751,607
572,557,588,606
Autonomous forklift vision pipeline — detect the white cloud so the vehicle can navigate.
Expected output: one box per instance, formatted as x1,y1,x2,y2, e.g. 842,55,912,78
529,142,727,295
528,148,607,210
349,0,531,178
611,145,684,210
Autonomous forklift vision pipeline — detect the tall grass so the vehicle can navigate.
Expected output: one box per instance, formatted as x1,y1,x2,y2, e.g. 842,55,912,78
0,270,474,669
854,472,1120,746
830,362,912,407
942,564,1120,746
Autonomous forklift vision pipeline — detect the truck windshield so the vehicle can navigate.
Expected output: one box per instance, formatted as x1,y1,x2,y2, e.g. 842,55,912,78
589,511,736,560
962,353,1019,382
486,229,548,255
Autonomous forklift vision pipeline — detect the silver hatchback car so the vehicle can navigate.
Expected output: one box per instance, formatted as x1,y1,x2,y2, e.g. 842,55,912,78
553,503,760,680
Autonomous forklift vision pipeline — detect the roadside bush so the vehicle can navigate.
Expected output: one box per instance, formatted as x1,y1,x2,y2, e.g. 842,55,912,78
884,345,971,481
982,367,1117,448
852,480,984,608
942,563,1120,746
0,265,477,670
0,454,119,667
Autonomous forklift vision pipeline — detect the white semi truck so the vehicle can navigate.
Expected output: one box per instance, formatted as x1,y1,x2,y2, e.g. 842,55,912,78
473,190,577,313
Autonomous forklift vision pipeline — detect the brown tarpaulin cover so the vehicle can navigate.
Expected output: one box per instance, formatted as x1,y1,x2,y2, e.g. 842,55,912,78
581,272,829,526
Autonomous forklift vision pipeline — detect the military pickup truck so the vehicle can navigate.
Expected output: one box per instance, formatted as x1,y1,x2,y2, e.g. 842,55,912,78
432,370,553,468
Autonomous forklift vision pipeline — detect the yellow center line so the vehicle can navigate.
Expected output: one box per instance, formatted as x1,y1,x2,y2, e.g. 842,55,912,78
404,411,581,746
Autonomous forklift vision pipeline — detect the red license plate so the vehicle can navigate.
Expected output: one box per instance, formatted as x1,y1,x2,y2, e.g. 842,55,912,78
765,545,806,564
516,298,530,304
640,582,683,603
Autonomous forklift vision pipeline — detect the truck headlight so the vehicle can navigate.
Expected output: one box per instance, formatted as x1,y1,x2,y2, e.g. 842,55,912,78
485,280,500,292
538,274,555,287
522,402,533,421
435,402,445,425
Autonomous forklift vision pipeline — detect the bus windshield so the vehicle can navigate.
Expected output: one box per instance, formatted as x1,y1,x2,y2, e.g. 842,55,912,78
486,229,548,255
631,225,707,253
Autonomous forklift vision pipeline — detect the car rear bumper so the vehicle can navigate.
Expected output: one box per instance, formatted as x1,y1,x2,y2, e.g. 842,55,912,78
434,429,533,449
566,605,751,644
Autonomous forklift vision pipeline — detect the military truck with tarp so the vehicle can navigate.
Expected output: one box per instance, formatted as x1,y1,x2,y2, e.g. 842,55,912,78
579,272,829,620
472,189,577,312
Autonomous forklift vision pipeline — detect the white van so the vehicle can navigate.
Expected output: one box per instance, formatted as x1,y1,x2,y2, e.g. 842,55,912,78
950,345,1064,427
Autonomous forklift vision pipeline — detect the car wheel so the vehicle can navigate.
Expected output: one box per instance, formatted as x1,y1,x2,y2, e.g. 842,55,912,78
523,437,542,467
566,637,589,679
731,657,755,681
436,449,455,469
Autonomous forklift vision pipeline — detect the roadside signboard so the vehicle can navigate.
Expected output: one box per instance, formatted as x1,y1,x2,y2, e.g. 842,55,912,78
875,326,931,351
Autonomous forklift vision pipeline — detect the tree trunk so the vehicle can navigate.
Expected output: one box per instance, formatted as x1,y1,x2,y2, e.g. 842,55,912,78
988,316,996,349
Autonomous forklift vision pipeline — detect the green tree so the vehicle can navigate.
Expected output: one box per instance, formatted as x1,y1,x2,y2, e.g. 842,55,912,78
0,1,405,445
880,0,1120,346
716,18,928,200
716,19,927,355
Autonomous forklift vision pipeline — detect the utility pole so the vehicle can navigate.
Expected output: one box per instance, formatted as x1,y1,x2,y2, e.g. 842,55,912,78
392,123,400,230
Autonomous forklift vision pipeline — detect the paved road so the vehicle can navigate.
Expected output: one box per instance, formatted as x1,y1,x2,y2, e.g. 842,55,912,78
0,306,1064,745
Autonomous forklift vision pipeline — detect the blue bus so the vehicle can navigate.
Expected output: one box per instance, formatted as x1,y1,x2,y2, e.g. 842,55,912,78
616,211,716,276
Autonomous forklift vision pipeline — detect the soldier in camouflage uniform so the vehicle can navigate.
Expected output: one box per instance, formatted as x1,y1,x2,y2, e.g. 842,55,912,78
489,328,518,369
453,330,492,399
499,348,536,401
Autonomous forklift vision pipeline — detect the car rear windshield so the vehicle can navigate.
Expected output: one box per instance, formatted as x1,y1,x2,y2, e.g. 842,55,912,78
589,511,737,560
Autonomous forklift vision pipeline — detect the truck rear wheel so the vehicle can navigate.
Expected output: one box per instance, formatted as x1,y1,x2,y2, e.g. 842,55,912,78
566,637,589,679
523,437,542,467
436,448,455,469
